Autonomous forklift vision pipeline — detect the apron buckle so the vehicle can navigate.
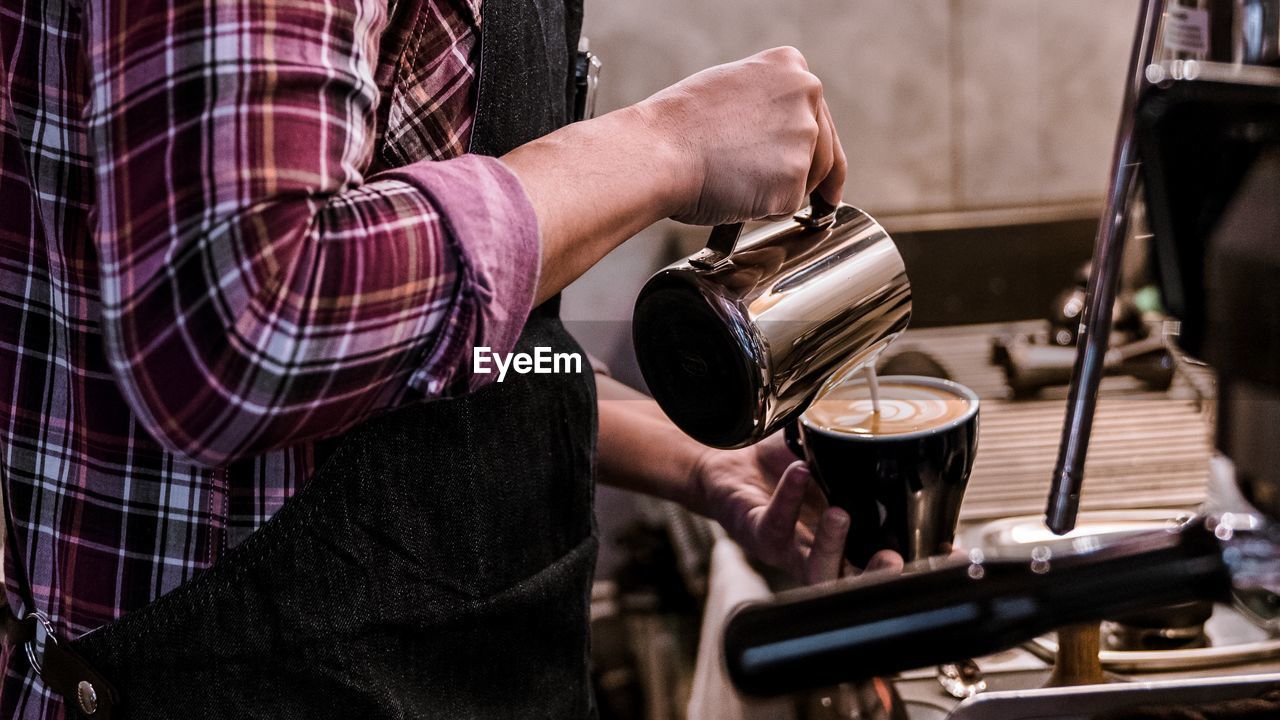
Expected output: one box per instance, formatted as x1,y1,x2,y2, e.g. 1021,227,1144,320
5,608,119,718
23,611,55,677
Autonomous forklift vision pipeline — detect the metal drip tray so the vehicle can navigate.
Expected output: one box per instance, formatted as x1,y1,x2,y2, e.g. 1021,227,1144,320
1025,613,1280,673
968,511,1280,672
944,674,1280,720
965,510,1194,553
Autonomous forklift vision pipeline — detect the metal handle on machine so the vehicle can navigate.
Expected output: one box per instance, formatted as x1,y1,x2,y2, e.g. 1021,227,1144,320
691,194,840,270
1047,0,1168,535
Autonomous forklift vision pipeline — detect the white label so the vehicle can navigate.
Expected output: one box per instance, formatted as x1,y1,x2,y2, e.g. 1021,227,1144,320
1163,5,1210,56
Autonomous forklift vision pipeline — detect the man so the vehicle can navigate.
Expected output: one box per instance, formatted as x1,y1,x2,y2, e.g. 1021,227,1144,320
0,0,895,716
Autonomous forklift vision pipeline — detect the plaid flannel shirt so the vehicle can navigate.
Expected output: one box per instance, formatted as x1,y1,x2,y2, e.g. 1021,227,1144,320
0,0,540,715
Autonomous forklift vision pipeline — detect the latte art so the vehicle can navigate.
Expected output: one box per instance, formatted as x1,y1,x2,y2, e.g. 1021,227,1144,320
803,381,972,437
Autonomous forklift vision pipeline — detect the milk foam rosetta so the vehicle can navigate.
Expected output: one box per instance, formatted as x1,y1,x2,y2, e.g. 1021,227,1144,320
802,381,972,437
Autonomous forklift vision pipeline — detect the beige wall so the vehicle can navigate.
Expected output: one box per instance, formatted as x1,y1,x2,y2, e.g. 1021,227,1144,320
580,0,1139,214
565,0,1142,373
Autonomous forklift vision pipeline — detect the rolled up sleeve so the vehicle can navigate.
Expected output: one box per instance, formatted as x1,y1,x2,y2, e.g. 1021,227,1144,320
84,0,541,465
385,155,541,395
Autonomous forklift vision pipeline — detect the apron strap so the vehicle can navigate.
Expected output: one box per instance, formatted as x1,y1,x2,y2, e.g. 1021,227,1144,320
4,479,118,717
3,608,119,718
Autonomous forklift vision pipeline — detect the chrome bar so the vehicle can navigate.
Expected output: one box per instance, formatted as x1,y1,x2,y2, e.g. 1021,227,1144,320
1047,0,1167,535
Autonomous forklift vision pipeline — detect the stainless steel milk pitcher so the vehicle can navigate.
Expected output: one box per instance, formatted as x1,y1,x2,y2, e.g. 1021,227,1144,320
632,200,912,448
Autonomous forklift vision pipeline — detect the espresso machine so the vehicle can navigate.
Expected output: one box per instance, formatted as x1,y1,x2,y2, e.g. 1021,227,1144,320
722,0,1280,714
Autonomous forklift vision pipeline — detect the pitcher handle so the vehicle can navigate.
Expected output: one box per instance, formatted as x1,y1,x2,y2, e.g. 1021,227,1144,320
691,193,839,270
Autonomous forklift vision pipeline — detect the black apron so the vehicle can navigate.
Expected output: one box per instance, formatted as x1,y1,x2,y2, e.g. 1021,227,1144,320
66,0,597,717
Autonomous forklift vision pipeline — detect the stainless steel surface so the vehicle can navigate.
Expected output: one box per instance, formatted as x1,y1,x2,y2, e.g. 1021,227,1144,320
633,204,911,448
1143,55,1280,85
943,673,1280,720
1234,0,1280,64
1107,619,1209,651
1049,0,1166,536
936,660,987,699
970,510,1193,553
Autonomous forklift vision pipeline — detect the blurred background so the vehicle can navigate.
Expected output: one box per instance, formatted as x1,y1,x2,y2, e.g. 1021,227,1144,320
563,0,1139,387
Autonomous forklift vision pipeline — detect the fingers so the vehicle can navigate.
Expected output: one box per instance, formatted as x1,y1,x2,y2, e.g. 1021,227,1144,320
804,507,850,584
757,461,811,549
864,549,904,574
767,47,840,217
815,99,848,207
806,97,836,201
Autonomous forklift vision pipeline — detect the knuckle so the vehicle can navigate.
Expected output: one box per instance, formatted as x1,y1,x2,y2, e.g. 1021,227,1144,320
792,156,812,180
805,72,823,96
805,557,832,584
763,515,790,538
819,154,836,177
768,45,807,68
816,520,838,543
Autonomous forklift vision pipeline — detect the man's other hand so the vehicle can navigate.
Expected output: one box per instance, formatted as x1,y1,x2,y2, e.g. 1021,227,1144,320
690,433,903,585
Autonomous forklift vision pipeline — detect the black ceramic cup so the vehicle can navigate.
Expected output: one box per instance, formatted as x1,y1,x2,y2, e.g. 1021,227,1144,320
785,375,980,567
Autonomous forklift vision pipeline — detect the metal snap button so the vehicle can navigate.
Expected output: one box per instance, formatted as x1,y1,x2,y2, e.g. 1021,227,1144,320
77,680,98,716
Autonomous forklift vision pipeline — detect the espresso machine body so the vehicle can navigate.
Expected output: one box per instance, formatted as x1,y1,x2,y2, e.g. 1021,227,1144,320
1050,0,1280,534
1136,69,1280,517
633,204,911,449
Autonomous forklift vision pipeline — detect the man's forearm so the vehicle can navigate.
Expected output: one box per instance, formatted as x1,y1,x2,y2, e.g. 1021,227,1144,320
595,375,710,514
501,106,689,306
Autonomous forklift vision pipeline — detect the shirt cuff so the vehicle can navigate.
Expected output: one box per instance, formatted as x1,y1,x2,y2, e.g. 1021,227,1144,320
382,154,541,394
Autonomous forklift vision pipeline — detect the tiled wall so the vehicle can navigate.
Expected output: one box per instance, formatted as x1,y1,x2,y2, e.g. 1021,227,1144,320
580,0,1140,214
564,0,1142,377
